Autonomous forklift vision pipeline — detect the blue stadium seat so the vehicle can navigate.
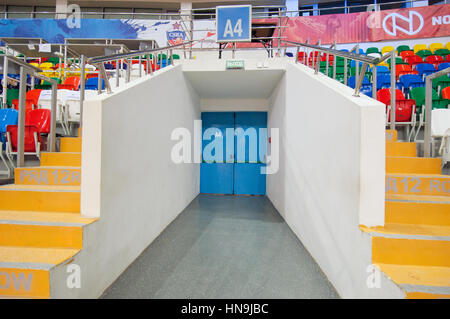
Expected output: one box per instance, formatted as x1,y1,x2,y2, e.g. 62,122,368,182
376,74,403,91
415,63,437,79
374,65,390,76
399,74,424,95
437,62,450,71
85,77,105,90
0,108,19,146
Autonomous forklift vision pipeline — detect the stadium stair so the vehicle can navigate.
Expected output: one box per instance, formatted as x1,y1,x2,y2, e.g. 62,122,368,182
0,129,97,298
361,129,450,299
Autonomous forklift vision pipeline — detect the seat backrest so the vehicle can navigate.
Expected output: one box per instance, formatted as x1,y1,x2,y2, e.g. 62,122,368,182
377,88,404,104
6,125,41,152
399,74,423,88
442,86,450,100
437,62,450,71
434,48,450,57
397,45,411,54
64,76,81,89
399,50,414,59
416,49,432,58
348,76,369,89
85,77,105,89
381,46,395,55
410,87,440,106
405,55,423,65
426,55,444,63
25,89,42,104
25,109,51,134
414,44,427,53
430,43,444,53
0,109,19,133
366,47,380,54
376,65,390,74
415,63,436,74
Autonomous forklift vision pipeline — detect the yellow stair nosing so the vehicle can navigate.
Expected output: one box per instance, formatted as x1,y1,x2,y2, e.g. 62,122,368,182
0,246,80,270
0,184,80,192
386,173,450,179
361,223,450,240
0,210,97,226
376,263,450,291
386,194,450,203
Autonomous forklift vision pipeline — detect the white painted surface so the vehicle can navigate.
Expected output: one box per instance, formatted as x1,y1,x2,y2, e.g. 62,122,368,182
201,98,269,112
266,62,400,298
64,64,200,297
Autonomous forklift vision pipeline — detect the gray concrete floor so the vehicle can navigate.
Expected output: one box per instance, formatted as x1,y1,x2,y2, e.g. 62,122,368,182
101,194,339,299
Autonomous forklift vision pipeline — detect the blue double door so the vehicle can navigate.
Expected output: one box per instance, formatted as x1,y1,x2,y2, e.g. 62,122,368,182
200,112,267,195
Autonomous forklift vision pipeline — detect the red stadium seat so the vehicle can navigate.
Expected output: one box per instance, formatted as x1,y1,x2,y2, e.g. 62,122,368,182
442,87,450,100
6,125,41,153
446,54,450,62
25,109,51,134
58,76,81,90
404,55,423,69
376,88,415,122
11,89,42,112
399,50,415,60
297,52,306,63
395,64,418,80
425,55,444,68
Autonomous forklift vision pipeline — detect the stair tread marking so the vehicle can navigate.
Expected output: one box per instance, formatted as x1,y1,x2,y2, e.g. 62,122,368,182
361,223,450,240
376,263,450,288
386,194,450,204
405,291,450,299
386,173,450,179
16,166,81,170
0,246,79,269
0,210,97,226
0,184,80,192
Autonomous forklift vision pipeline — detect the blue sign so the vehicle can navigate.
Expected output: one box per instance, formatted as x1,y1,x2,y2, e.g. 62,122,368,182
216,5,252,43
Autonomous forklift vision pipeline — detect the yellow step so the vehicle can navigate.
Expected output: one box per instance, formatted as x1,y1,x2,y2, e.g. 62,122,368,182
406,292,450,299
386,174,450,197
0,185,80,212
386,130,398,142
385,194,450,226
386,156,442,174
40,152,81,167
15,167,81,186
0,223,83,249
386,142,416,157
60,137,82,153
0,246,79,299
376,263,450,288
0,267,50,299
363,223,450,238
372,236,450,267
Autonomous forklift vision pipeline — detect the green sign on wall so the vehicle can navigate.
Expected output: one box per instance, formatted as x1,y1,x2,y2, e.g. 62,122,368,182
226,60,245,69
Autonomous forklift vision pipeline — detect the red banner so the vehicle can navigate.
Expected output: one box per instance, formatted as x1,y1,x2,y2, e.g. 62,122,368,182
282,4,450,45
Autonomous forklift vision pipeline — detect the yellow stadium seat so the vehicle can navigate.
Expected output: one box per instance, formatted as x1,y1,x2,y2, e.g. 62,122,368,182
381,46,395,55
446,42,450,50
29,62,39,68
413,44,427,53
429,42,444,53
39,62,54,70
378,61,389,68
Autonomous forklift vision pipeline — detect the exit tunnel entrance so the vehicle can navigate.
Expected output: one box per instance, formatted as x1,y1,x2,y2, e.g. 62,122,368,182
200,111,267,195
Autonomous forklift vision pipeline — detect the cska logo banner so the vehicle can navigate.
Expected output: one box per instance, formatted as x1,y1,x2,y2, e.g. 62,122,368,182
166,30,186,45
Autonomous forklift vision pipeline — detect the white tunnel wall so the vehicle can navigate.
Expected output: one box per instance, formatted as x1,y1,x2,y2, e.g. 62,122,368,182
266,62,391,298
79,65,200,297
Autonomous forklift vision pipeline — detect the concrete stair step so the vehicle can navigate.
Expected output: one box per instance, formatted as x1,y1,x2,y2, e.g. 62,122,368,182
386,156,442,174
0,246,79,298
386,173,450,197
386,142,416,157
0,185,80,212
60,137,81,153
41,152,81,167
15,166,81,186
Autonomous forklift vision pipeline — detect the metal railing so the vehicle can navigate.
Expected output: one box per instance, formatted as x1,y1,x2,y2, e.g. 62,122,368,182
284,40,401,129
1,54,58,168
424,67,450,157
0,0,439,19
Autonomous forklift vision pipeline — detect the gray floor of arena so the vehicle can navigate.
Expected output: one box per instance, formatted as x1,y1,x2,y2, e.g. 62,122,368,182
101,194,339,299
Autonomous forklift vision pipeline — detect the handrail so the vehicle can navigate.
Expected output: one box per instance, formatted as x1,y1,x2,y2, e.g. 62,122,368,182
1,54,58,168
283,40,379,65
88,40,193,64
423,67,450,157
